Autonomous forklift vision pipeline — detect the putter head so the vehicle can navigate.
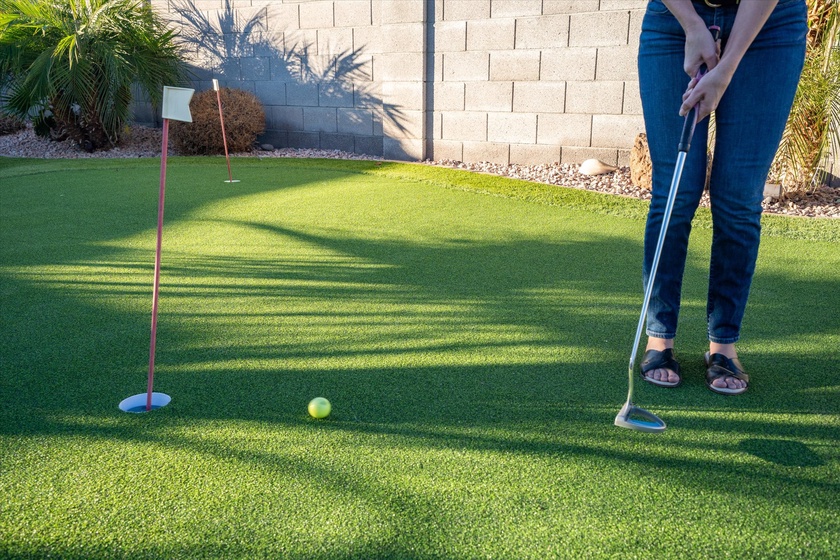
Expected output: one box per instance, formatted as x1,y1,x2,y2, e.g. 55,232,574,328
614,401,666,433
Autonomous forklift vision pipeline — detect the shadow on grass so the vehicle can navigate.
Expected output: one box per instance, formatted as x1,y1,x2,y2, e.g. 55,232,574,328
1,158,838,559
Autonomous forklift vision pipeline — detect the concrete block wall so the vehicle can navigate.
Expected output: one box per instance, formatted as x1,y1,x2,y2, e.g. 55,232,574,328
146,0,647,165
431,0,645,166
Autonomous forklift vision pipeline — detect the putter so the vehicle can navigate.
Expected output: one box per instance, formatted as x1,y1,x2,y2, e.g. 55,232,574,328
615,26,720,433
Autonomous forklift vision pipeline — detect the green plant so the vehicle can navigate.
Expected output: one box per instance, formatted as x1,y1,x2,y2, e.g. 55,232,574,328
0,0,185,151
771,0,840,192
170,87,265,155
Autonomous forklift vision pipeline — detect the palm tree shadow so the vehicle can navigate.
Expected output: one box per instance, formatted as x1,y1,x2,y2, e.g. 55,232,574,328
168,0,407,154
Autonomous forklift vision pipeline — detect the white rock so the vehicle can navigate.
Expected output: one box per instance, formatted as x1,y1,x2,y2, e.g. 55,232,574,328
579,158,618,176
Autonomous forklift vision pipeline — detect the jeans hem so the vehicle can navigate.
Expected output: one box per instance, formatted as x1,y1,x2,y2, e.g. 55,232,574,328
708,336,740,345
646,331,676,340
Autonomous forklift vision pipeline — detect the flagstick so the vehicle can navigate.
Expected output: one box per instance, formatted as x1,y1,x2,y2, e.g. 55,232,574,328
213,80,238,183
146,118,170,411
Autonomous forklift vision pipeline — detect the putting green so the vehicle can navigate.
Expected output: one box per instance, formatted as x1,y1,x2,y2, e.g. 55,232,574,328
1,156,838,558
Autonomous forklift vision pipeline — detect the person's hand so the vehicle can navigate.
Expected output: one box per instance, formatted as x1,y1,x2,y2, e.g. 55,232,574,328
679,62,733,121
683,24,720,78
680,27,724,121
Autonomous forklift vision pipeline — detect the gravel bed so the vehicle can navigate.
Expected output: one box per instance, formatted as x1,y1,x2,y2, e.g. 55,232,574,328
2,124,837,219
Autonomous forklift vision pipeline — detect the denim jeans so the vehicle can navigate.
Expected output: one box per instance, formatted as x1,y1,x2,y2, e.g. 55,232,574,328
638,0,807,344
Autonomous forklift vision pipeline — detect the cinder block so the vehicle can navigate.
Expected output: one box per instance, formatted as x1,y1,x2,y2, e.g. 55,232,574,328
286,82,320,106
561,147,619,165
382,82,424,111
432,82,465,111
266,4,300,31
303,107,338,133
374,52,424,81
319,82,355,108
569,12,630,47
488,113,537,144
600,0,647,10
380,23,425,53
565,81,624,114
287,131,321,148
623,81,642,115
258,129,288,148
354,135,384,157
355,81,382,108
629,9,644,48
442,111,487,142
334,0,371,27
299,1,334,29
537,113,591,146
491,0,542,17
467,19,515,51
336,109,373,136
271,56,296,82
320,132,356,152
240,56,270,80
432,112,442,139
256,80,286,105
430,140,464,162
513,82,566,113
515,14,569,49
443,0,490,21
510,144,561,165
465,82,512,112
384,110,424,140
380,0,425,24
596,46,638,80
541,48,597,81
617,149,632,167
270,106,304,131
284,29,319,53
353,25,381,53
318,28,354,55
490,51,541,81
542,0,600,14
384,137,423,160
462,141,509,165
591,114,644,148
435,21,467,52
189,0,221,10
442,52,489,81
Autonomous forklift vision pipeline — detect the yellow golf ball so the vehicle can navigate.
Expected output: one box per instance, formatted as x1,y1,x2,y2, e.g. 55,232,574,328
308,397,331,419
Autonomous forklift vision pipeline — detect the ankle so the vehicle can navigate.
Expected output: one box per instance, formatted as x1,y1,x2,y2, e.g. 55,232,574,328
709,342,737,359
646,337,674,352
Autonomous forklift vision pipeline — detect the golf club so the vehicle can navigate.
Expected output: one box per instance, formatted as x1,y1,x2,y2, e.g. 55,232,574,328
615,26,720,433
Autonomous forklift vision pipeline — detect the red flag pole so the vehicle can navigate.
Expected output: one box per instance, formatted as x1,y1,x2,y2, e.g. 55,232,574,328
147,118,169,411
214,81,236,183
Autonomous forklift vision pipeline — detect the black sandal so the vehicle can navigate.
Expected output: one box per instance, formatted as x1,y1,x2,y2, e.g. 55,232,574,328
704,352,749,395
640,348,682,388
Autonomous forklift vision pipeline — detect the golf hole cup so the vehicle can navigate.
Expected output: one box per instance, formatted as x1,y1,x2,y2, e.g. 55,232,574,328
308,397,331,419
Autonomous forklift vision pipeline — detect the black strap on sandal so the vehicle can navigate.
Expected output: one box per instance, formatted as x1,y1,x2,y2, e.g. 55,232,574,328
640,348,681,387
705,353,749,394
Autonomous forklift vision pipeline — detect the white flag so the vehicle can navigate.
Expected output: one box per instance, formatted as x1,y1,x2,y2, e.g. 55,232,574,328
161,86,194,122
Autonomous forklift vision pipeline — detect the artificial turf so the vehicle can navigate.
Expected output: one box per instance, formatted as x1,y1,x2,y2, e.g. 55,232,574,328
0,156,838,559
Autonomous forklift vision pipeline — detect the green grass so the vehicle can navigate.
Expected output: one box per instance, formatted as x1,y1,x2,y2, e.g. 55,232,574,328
1,156,838,559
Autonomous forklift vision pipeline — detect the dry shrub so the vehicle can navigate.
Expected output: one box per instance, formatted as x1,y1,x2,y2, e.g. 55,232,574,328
171,88,265,155
0,114,26,136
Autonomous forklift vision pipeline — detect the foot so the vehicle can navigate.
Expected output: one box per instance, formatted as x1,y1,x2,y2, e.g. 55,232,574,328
640,338,681,387
706,343,748,393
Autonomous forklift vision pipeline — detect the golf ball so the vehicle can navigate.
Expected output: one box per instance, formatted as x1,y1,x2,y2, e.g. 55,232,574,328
308,397,331,419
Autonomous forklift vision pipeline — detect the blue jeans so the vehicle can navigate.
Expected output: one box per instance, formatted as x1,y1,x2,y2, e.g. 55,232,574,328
638,0,807,344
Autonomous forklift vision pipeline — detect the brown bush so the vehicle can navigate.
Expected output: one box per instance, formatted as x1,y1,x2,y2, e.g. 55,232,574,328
170,88,265,155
